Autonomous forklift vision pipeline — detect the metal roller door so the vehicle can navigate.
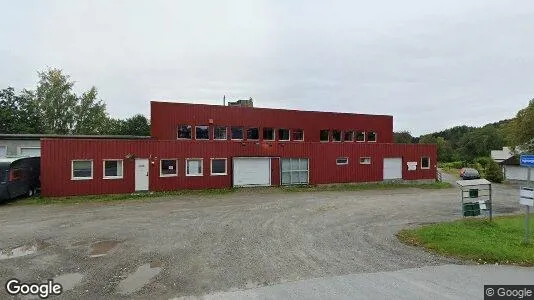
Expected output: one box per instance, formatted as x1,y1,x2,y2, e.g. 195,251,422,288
383,157,402,180
233,157,271,187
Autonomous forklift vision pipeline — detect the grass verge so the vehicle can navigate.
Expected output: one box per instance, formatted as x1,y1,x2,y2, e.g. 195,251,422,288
8,181,452,206
397,215,534,266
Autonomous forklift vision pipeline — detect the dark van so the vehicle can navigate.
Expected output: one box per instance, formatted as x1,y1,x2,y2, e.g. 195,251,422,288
0,157,40,202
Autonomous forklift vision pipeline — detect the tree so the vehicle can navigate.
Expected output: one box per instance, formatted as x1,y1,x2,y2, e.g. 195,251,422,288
394,131,413,143
0,87,19,133
484,159,504,183
120,114,150,136
506,99,534,153
458,126,505,162
0,87,42,133
74,87,108,134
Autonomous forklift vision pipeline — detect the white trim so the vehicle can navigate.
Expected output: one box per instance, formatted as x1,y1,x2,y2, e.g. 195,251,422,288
367,131,377,142
421,156,430,169
195,125,210,140
278,128,290,141
359,157,371,165
292,129,304,141
103,159,124,179
355,131,366,142
336,157,349,165
186,158,203,176
263,127,276,141
332,130,342,142
210,158,228,176
214,126,228,141
71,159,93,180
160,158,178,177
230,127,244,141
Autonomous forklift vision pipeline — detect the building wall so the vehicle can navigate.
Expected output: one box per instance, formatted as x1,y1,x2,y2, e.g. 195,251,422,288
504,165,530,181
41,139,436,197
150,101,394,143
0,139,41,157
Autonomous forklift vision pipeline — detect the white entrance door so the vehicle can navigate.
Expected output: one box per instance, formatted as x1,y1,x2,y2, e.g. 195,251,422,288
135,158,149,191
233,157,271,187
383,158,403,180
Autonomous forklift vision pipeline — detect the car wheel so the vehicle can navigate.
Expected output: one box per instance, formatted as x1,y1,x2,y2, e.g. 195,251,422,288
27,188,34,197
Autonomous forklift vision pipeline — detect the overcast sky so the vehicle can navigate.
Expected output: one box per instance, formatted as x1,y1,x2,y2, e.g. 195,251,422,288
2,1,534,135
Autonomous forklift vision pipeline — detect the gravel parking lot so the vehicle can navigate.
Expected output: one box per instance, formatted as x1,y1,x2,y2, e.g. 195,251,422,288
0,181,522,299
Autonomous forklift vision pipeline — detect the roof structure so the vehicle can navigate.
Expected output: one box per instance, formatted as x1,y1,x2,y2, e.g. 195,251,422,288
0,134,151,140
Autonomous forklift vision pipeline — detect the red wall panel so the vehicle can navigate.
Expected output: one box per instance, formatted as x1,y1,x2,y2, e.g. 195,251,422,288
150,101,394,143
41,139,436,197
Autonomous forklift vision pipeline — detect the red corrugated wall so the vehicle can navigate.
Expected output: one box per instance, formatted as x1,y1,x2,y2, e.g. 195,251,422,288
41,139,436,197
150,101,394,143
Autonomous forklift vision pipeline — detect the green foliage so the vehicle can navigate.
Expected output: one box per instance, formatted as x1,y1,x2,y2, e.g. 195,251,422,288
484,159,504,183
506,99,534,153
394,131,413,143
397,216,534,265
458,125,505,161
440,161,464,169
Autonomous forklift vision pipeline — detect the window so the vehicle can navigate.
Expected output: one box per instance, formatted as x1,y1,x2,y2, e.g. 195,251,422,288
214,126,227,140
367,131,377,142
177,125,192,139
278,128,290,141
292,129,304,141
231,127,244,140
186,159,203,176
320,130,329,142
196,126,209,140
332,130,342,142
421,157,430,169
19,147,41,157
72,160,93,180
211,158,227,175
355,131,365,142
336,157,349,165
160,159,178,177
344,131,353,142
360,157,371,165
281,158,309,185
247,128,259,140
103,160,123,179
0,145,6,158
263,128,275,141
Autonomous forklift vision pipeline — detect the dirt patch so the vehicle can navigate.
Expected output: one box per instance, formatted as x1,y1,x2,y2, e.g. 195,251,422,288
89,240,120,258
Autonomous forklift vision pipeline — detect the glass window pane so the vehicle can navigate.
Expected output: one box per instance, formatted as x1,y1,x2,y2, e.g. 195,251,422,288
332,130,341,141
281,172,291,185
299,171,308,183
299,159,308,170
231,127,243,139
344,131,353,141
212,159,226,174
177,125,192,139
104,160,119,177
263,128,274,140
278,129,289,140
355,131,365,142
292,129,304,141
73,161,92,178
214,126,227,140
196,126,209,140
367,131,376,142
161,159,177,175
291,158,299,170
320,130,329,141
281,159,291,171
247,128,259,140
187,159,202,175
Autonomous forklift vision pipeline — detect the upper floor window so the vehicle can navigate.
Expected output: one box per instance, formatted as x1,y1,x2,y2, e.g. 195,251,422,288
320,130,329,142
263,128,275,141
344,131,353,142
292,129,304,141
247,128,259,140
177,125,192,139
332,130,342,142
196,125,209,140
278,129,290,141
336,157,349,165
367,131,377,142
214,126,227,140
355,131,365,142
231,127,244,140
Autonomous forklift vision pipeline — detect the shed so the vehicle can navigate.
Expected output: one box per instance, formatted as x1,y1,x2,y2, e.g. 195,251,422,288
456,179,492,220
500,155,530,181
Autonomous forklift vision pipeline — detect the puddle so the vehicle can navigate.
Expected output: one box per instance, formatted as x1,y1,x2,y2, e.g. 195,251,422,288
53,273,83,291
0,244,38,260
89,241,119,258
118,263,162,295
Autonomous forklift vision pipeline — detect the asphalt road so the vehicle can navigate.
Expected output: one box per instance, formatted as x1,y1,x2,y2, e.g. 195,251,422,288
0,180,526,299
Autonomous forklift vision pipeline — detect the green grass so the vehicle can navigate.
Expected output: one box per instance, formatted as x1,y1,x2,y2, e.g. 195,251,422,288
397,215,534,266
440,167,461,177
9,181,452,206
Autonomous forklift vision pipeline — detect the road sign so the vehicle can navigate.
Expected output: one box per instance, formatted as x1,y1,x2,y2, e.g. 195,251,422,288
520,187,534,206
520,154,534,167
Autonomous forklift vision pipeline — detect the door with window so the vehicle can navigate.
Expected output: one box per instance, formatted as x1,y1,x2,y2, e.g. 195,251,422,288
135,159,149,191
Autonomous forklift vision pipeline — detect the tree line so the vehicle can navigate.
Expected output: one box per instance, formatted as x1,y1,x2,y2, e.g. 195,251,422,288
0,68,150,136
394,99,534,163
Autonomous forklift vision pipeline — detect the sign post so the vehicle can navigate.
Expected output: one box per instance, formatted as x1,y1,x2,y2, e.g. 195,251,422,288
519,155,534,244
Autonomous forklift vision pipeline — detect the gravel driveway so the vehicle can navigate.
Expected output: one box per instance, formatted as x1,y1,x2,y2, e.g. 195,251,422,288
0,182,522,299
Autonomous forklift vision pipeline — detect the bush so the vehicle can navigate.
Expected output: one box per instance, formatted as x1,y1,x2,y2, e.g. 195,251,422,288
440,161,464,169
485,159,504,183
475,157,492,170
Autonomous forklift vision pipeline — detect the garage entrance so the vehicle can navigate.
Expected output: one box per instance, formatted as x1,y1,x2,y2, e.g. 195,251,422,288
383,157,402,180
233,157,271,187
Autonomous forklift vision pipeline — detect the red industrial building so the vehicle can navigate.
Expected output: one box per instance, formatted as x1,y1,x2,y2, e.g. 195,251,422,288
40,101,436,197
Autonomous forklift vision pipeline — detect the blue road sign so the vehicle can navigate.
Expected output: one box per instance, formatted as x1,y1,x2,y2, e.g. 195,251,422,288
520,154,534,167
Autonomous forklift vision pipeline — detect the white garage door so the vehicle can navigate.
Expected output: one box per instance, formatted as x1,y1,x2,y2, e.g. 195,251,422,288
20,147,41,157
233,157,271,187
0,146,6,158
383,157,402,180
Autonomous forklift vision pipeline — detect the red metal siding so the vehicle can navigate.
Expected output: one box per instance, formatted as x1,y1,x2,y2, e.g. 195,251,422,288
150,101,394,143
41,139,436,197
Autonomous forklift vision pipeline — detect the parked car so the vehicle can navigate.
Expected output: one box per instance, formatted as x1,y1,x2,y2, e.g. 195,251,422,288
460,167,480,180
0,157,40,203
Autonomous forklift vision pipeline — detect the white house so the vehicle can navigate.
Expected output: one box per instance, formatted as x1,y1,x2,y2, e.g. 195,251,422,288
500,155,531,181
491,147,515,163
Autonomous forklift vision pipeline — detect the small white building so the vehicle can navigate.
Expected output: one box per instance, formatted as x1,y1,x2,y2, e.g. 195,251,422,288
500,155,530,181
491,147,515,163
